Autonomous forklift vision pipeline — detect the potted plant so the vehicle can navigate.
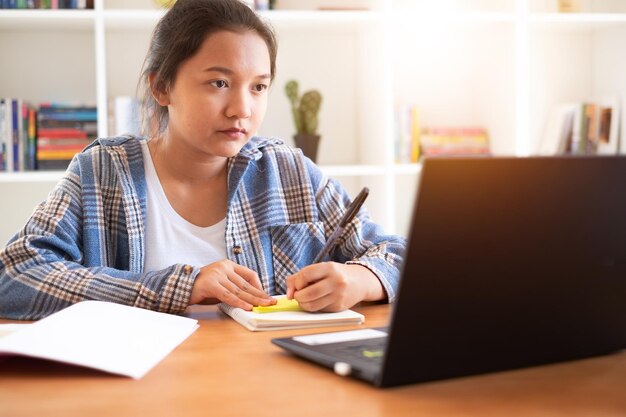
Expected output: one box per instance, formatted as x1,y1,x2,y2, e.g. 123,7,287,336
285,79,322,162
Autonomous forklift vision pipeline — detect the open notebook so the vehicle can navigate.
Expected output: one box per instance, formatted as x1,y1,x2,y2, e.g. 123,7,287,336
218,295,364,331
0,301,198,379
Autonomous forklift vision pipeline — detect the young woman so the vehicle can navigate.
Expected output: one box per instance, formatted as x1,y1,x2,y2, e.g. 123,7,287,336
0,0,405,320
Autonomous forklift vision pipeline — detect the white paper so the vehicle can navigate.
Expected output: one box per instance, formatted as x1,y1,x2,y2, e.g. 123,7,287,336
0,324,29,339
293,328,387,346
0,301,198,379
219,295,365,331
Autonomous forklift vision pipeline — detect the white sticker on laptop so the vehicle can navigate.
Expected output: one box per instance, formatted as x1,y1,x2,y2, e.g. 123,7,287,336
293,329,387,346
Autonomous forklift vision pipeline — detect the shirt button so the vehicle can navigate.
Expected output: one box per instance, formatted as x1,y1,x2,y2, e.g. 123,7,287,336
232,246,243,255
183,265,193,274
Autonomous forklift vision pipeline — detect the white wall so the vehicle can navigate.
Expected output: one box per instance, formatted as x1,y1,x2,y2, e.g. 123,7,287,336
0,181,57,248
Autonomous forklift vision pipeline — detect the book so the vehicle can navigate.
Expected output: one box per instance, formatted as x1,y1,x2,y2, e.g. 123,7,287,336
0,301,199,379
394,104,421,164
218,295,365,332
420,127,490,157
537,103,576,155
27,107,36,170
593,96,620,155
540,97,620,156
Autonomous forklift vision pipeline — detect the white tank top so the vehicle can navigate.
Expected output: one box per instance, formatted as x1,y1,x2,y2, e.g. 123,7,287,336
140,140,227,272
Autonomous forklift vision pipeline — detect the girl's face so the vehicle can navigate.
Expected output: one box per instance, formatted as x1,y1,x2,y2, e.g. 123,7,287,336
158,29,271,158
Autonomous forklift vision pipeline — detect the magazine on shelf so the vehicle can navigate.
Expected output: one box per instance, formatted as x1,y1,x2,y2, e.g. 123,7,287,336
538,96,620,156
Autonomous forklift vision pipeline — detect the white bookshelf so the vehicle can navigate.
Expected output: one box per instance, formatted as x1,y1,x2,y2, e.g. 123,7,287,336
2,0,626,245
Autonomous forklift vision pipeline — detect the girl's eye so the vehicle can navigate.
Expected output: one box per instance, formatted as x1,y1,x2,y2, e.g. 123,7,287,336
210,80,228,88
253,84,268,93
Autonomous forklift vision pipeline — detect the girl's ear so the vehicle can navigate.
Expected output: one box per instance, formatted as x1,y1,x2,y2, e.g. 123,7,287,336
149,73,170,106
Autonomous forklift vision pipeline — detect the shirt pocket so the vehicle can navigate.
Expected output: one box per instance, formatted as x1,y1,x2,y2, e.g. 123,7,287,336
269,221,326,292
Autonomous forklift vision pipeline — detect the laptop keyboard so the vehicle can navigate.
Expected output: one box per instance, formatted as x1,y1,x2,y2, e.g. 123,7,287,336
335,338,387,365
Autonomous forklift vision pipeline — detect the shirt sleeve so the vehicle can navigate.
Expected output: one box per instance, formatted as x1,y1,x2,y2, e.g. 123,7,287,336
0,172,196,320
306,159,407,303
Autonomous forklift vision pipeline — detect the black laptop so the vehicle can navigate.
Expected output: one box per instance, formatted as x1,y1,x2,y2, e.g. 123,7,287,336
272,156,626,387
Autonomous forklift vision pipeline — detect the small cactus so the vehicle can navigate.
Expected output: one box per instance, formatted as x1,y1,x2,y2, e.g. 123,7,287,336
285,79,322,135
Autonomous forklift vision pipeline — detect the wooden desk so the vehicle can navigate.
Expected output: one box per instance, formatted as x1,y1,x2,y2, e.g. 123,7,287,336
1,304,625,417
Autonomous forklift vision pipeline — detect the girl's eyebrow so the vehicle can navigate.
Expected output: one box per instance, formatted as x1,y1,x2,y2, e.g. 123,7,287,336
203,66,234,74
203,66,271,79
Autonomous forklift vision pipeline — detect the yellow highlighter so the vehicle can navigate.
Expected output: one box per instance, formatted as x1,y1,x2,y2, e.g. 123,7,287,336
252,298,303,313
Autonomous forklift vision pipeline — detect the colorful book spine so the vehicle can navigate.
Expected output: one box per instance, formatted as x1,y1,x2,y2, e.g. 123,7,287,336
0,99,5,171
27,107,37,170
420,127,490,157
394,104,421,164
12,99,19,171
36,103,98,171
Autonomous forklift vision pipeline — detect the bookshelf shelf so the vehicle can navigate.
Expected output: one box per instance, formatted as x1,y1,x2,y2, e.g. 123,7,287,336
0,10,95,31
102,9,165,29
0,171,64,183
392,163,422,176
259,10,383,25
390,11,516,24
319,164,388,177
529,13,626,30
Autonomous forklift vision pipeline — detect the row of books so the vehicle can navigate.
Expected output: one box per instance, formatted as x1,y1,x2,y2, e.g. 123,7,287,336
394,105,491,163
37,104,97,171
0,100,97,172
0,99,36,172
0,0,93,8
537,97,620,156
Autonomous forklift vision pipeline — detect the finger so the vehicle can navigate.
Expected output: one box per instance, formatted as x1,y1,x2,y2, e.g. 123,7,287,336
296,288,334,312
286,275,296,300
294,279,334,308
232,263,265,292
226,274,277,307
218,280,254,310
231,273,272,299
219,280,272,310
291,263,328,291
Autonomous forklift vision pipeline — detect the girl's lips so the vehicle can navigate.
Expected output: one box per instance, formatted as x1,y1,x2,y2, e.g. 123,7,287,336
219,128,247,139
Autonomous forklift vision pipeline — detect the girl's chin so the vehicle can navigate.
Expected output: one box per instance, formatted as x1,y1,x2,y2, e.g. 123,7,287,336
210,141,248,158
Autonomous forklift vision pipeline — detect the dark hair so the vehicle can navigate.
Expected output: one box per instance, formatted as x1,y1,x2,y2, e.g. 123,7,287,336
139,0,278,136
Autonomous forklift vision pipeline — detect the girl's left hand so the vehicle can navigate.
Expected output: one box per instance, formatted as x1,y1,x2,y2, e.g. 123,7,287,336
285,262,385,312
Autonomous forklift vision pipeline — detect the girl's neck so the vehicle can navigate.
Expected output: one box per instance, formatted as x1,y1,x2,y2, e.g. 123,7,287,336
148,136,228,184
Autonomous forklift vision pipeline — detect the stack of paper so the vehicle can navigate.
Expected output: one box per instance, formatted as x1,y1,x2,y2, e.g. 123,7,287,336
219,295,365,331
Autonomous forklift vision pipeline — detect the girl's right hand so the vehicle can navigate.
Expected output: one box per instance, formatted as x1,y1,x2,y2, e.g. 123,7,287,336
189,260,275,310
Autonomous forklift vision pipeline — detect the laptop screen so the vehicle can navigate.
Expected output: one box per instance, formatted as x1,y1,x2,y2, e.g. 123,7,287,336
381,156,626,386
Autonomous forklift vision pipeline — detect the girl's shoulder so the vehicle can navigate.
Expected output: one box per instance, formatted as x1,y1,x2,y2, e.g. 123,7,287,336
244,136,309,162
83,135,145,152
75,135,145,164
65,135,146,179
244,135,326,187
239,135,285,158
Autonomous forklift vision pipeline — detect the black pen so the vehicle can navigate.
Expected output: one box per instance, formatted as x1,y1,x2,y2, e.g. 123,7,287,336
313,187,369,264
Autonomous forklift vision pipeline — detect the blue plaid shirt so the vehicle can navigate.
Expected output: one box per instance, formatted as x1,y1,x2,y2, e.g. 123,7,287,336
0,136,406,320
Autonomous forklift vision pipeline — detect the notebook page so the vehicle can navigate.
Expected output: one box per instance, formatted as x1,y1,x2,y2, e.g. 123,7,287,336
0,301,198,379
